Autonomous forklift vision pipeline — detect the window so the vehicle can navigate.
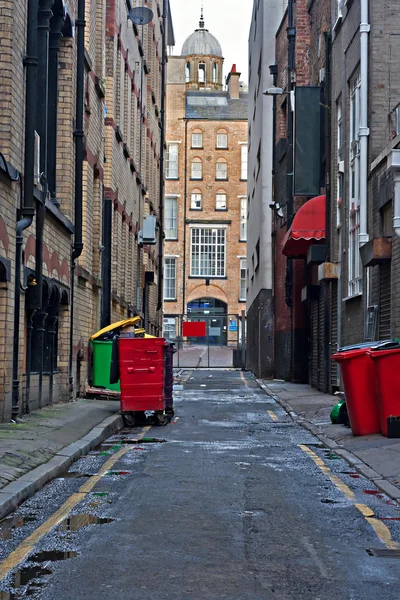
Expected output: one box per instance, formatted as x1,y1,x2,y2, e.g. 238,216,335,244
163,317,176,340
185,62,190,83
348,72,362,297
198,62,206,84
191,158,202,179
216,159,227,180
166,143,178,179
241,145,248,180
164,257,176,300
213,63,218,83
190,227,226,277
191,191,202,210
240,197,247,241
164,196,177,239
239,259,247,301
216,192,227,210
216,131,228,148
191,131,203,148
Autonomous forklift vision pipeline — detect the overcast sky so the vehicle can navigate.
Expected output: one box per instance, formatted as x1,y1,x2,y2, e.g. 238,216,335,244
169,0,253,84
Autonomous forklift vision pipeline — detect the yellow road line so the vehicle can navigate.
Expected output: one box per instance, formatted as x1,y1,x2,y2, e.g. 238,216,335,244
299,445,399,550
240,371,248,387
0,425,151,581
267,410,279,422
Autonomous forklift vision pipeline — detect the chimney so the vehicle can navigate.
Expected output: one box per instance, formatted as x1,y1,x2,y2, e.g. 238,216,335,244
226,64,241,99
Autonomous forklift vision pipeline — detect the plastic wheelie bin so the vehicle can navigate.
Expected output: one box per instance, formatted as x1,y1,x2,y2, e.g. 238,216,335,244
119,337,170,426
164,343,176,417
368,346,400,436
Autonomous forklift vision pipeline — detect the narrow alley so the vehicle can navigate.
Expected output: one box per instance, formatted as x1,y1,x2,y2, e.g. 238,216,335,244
0,370,399,599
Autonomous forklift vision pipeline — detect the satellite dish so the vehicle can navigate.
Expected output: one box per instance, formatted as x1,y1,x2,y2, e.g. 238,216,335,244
128,6,154,25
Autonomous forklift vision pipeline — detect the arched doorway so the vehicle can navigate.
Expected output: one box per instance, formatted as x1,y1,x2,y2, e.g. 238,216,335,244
187,297,228,345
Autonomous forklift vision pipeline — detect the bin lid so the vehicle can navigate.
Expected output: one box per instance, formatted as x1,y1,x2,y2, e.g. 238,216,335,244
90,317,142,341
337,340,399,352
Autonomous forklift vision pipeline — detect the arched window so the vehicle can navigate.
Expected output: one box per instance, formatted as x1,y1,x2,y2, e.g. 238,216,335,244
216,158,227,180
198,62,206,84
215,189,227,210
191,157,202,180
216,129,228,149
213,63,218,83
186,62,191,83
191,128,203,149
191,189,202,210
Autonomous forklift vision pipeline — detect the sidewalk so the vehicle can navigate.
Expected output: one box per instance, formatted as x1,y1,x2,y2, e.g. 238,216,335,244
260,380,400,502
0,398,122,519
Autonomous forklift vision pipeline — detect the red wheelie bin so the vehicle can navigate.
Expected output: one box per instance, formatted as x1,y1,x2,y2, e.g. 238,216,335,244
368,347,400,437
119,337,169,426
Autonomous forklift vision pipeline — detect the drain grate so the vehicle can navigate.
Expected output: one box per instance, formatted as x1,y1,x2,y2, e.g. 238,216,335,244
366,548,400,559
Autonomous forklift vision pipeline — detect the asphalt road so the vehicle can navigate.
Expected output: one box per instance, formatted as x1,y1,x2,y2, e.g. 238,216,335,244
1,370,400,599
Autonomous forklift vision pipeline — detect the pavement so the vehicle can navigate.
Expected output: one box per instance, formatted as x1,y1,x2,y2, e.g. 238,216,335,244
260,379,400,503
0,399,122,520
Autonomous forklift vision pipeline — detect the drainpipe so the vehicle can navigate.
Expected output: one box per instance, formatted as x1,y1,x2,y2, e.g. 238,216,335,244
182,119,188,319
157,0,167,312
323,32,332,394
11,0,38,421
359,0,370,246
69,0,85,393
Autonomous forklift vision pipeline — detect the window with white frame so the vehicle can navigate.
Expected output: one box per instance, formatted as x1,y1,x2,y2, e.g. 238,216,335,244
348,72,362,297
191,158,202,179
166,143,178,179
164,257,176,300
190,227,226,277
239,259,247,301
240,197,247,241
216,192,227,210
185,62,190,83
163,317,176,340
164,196,178,239
216,130,228,148
216,159,227,180
241,145,248,180
191,190,202,210
191,130,203,148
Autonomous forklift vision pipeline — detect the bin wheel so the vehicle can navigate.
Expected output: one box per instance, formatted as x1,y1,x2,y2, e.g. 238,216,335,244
154,412,170,426
166,408,175,418
122,412,136,427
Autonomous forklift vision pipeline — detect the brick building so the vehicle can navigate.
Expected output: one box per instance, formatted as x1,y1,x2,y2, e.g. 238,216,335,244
0,0,173,420
163,11,248,348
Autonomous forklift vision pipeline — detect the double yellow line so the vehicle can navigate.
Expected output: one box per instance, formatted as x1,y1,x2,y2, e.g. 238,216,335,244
300,445,399,551
0,425,151,581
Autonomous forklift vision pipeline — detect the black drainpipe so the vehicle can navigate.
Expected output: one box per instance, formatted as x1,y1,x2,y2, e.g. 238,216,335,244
11,0,38,421
182,119,188,323
69,0,85,393
157,0,167,312
323,31,332,394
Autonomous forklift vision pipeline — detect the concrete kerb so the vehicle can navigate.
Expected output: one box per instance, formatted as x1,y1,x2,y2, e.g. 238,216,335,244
0,413,123,520
256,379,400,505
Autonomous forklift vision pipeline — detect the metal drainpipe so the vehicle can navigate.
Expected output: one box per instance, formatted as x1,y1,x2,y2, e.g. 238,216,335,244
11,0,38,421
323,32,332,394
157,0,167,313
68,0,85,394
359,0,370,246
182,119,188,322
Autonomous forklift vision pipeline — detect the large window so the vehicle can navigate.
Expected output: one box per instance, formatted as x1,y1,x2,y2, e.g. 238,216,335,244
191,130,203,148
166,143,178,179
165,196,177,239
191,158,202,179
216,130,228,148
240,197,247,241
190,227,226,277
241,145,248,180
239,259,247,301
163,317,176,341
191,190,202,210
348,72,362,297
164,257,176,300
216,159,227,180
216,192,227,210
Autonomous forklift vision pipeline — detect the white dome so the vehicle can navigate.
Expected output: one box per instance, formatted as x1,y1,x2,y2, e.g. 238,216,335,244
181,13,223,57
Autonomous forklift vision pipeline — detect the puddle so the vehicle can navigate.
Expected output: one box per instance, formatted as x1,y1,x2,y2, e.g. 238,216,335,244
106,471,131,476
28,550,78,563
0,515,36,540
60,514,114,531
14,564,52,588
363,489,398,507
324,451,340,460
60,472,94,479
321,499,341,504
92,492,109,497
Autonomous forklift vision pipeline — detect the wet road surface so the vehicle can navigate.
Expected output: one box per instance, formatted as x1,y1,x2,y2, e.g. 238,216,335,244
1,370,400,599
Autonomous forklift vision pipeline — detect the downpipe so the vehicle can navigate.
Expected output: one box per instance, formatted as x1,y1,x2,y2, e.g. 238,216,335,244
359,0,370,246
157,0,167,313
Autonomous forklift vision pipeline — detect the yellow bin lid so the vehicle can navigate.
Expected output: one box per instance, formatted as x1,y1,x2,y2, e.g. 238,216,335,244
90,316,141,341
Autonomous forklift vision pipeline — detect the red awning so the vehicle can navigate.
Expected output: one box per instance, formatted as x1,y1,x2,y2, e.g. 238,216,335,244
282,195,326,258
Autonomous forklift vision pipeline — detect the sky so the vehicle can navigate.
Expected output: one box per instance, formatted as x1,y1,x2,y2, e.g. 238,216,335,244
169,0,253,84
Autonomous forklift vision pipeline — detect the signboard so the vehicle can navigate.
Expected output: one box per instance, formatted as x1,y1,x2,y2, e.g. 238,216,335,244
229,319,238,332
182,321,206,337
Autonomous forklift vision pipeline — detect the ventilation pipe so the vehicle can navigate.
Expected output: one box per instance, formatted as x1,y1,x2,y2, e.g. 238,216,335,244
359,0,370,246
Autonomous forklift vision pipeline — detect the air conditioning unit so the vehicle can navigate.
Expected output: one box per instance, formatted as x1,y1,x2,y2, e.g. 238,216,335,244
138,215,157,245
34,131,40,185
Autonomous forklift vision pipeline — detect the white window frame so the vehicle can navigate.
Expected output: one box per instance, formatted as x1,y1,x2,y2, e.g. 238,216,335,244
166,143,178,179
191,192,202,210
164,196,178,239
239,259,247,301
240,197,247,241
216,193,227,210
216,132,228,149
190,226,226,278
241,145,248,180
164,257,177,300
216,161,227,180
191,132,203,148
191,159,202,179
348,72,362,297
